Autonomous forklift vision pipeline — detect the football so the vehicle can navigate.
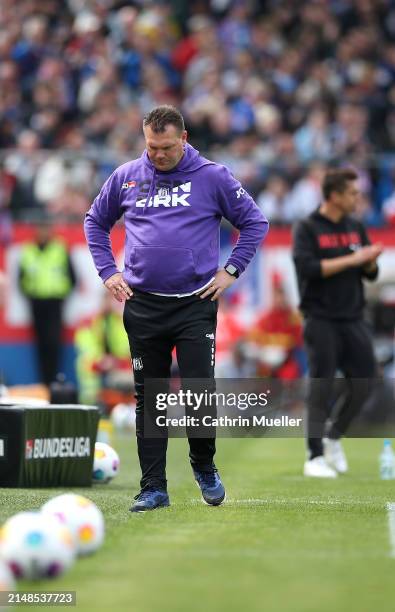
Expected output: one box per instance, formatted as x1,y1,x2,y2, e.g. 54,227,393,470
0,511,75,580
92,442,120,484
41,494,105,556
110,403,136,431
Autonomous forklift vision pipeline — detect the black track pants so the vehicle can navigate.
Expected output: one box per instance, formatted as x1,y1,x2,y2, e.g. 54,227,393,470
303,317,376,459
123,289,218,491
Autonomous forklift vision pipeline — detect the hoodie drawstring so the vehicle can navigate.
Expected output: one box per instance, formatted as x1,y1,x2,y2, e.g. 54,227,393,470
143,167,157,215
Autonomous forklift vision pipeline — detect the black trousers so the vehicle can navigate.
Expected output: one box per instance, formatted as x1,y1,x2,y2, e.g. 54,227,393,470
30,298,63,386
303,317,376,459
123,289,218,491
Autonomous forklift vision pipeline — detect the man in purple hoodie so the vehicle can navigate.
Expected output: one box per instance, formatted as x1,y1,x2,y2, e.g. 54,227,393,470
85,105,268,512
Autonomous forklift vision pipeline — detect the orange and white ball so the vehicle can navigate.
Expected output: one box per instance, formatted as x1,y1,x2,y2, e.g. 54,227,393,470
93,442,120,484
41,494,104,556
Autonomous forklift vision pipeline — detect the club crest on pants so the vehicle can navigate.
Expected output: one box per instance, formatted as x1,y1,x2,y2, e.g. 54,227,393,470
132,357,143,371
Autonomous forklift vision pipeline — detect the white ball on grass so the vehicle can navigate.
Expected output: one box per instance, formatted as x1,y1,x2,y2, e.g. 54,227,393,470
93,442,120,484
41,494,104,556
0,511,75,580
110,403,136,431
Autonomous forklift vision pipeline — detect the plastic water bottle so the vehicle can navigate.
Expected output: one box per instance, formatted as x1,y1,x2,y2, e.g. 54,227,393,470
0,372,7,398
379,439,395,480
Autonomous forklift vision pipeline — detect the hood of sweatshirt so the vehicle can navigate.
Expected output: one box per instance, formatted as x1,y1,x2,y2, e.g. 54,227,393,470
142,142,214,175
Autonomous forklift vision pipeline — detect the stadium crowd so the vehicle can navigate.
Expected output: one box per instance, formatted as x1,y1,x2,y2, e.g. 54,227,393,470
0,0,395,228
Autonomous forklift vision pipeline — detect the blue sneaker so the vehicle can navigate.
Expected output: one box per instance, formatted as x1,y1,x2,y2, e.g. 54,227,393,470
193,469,225,506
130,489,170,513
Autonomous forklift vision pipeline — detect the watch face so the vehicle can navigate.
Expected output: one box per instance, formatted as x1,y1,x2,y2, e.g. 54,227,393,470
226,265,237,275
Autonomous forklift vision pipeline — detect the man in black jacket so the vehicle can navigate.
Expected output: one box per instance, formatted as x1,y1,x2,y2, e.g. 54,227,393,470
293,168,382,477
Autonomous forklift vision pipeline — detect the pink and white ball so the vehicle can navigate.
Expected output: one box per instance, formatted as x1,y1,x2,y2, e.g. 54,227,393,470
0,512,75,580
41,494,104,556
93,442,120,484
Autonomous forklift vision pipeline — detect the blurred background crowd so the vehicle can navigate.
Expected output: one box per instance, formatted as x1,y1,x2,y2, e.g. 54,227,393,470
0,0,394,401
1,0,395,229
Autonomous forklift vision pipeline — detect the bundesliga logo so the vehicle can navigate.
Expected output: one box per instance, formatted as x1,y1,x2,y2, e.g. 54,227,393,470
122,180,136,189
25,439,33,459
25,437,90,459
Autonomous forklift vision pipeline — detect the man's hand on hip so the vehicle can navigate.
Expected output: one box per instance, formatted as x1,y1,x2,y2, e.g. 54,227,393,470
199,269,237,301
104,273,133,302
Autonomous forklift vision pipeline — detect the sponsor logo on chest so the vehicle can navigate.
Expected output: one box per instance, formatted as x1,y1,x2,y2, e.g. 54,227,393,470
136,181,192,208
318,231,361,250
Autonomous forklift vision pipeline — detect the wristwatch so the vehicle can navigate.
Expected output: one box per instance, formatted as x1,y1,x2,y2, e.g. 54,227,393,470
224,264,239,279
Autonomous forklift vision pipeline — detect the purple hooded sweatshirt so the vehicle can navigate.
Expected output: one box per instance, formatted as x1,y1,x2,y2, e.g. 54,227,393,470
84,143,268,294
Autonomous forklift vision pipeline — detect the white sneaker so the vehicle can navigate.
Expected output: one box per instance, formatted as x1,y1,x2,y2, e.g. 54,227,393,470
303,456,338,478
323,438,348,474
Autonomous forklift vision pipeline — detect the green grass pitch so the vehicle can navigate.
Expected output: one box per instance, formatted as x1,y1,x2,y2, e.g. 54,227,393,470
1,436,395,612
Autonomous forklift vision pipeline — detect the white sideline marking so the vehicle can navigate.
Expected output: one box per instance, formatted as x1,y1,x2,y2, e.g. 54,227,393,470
190,497,376,507
229,498,373,506
387,502,395,558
